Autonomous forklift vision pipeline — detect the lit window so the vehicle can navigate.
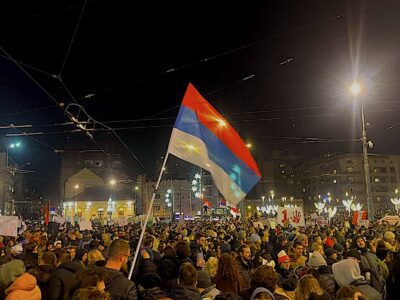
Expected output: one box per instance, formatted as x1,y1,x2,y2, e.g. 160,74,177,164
374,177,381,183
346,167,354,173
333,179,337,184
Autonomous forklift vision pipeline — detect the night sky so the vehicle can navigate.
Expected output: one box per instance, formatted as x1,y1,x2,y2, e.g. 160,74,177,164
1,1,400,197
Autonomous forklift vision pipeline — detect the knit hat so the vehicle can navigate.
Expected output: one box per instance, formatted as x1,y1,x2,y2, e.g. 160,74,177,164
333,243,344,254
249,233,261,243
11,244,23,257
250,287,275,300
307,251,327,268
296,234,308,243
197,270,212,288
384,231,395,241
332,258,364,287
277,250,290,264
324,248,338,258
220,243,231,254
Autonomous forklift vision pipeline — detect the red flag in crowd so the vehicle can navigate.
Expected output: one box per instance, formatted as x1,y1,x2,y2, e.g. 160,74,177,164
45,204,50,226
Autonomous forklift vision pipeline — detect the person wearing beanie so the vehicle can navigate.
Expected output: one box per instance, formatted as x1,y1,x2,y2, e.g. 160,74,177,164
333,243,344,260
332,258,381,300
276,250,295,282
196,270,220,299
324,248,338,266
383,231,397,252
350,235,385,294
307,251,336,299
273,235,288,262
249,287,275,300
296,234,310,257
307,252,327,269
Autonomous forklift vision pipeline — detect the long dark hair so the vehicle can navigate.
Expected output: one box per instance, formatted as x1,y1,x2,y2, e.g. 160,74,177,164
214,253,244,294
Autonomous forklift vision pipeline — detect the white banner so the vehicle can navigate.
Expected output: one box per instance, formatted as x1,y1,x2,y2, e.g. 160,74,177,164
79,220,93,231
0,216,19,237
277,207,305,227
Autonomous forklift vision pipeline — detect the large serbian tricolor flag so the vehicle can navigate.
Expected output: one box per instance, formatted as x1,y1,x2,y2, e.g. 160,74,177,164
167,83,261,205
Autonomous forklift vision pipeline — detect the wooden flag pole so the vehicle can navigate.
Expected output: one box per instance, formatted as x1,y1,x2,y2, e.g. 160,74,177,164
128,152,169,280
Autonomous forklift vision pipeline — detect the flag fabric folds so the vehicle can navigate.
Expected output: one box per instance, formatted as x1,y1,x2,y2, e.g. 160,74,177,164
168,83,261,205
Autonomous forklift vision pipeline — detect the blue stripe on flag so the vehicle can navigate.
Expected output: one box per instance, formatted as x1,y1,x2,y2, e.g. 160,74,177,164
174,105,260,193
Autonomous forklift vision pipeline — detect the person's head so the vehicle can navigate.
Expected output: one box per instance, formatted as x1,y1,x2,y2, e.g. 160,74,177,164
293,242,304,257
76,268,107,292
278,250,291,270
72,287,110,300
144,235,154,248
250,265,278,291
355,236,366,249
88,249,105,267
336,285,365,300
195,233,206,247
313,236,322,245
250,287,275,300
178,262,198,287
11,244,24,259
68,247,77,260
197,270,212,291
240,245,252,261
215,253,244,289
277,235,288,246
294,274,324,300
57,251,72,266
176,241,191,259
205,256,219,279
25,241,38,253
40,251,57,266
311,243,324,255
324,248,338,261
297,234,308,248
163,246,176,257
384,231,396,246
107,239,130,270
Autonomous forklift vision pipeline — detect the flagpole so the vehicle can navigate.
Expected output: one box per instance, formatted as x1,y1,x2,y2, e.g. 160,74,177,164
128,152,169,280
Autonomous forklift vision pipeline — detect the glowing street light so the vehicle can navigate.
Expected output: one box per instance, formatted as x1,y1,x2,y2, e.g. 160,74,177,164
246,143,252,148
391,189,400,205
349,82,362,96
110,179,116,186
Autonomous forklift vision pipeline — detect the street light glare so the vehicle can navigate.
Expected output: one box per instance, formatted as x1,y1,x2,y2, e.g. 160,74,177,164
350,82,361,96
110,179,116,185
246,143,252,148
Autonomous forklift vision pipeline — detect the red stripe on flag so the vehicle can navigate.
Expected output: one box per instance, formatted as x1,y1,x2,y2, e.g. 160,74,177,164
181,83,261,176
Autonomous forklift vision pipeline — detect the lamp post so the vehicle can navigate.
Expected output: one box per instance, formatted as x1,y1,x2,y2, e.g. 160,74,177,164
109,179,116,220
350,82,374,219
74,184,79,218
3,142,21,215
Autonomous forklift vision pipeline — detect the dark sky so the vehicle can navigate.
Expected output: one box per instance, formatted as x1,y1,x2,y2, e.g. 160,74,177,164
1,0,400,196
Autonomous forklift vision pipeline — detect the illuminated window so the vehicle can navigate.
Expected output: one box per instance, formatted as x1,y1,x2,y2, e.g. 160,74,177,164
346,167,354,173
333,179,337,184
374,177,381,183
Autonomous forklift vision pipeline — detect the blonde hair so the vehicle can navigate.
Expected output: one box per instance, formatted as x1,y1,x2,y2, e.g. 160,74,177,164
87,249,105,267
205,256,219,279
294,275,324,300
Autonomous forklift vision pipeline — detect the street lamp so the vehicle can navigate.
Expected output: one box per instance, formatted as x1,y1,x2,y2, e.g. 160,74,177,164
3,142,21,215
74,184,79,217
350,81,374,219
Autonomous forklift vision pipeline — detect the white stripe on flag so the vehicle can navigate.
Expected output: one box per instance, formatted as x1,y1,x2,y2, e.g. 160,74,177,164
168,128,246,205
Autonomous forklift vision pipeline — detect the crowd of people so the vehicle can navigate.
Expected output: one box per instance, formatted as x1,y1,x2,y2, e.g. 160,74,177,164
0,215,400,300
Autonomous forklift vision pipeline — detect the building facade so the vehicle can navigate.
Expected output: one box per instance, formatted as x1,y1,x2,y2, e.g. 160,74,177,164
263,151,400,210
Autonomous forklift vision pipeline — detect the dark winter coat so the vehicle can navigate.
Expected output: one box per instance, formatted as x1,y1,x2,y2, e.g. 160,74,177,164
47,261,83,300
170,284,201,300
318,266,337,299
235,255,253,289
35,264,56,300
98,267,138,300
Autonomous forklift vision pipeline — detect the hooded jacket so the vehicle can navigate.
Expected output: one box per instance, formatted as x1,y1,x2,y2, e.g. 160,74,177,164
332,259,381,300
0,259,25,291
5,273,41,300
351,236,385,294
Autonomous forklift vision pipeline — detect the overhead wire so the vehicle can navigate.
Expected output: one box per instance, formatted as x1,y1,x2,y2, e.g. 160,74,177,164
76,4,376,100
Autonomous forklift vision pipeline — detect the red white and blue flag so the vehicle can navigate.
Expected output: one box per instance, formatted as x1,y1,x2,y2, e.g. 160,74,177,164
168,83,261,206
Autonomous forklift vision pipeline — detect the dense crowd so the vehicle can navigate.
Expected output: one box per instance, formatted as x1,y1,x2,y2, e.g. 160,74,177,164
1,216,400,300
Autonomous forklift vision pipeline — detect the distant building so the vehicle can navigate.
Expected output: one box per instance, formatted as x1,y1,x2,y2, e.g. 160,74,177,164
263,151,400,210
